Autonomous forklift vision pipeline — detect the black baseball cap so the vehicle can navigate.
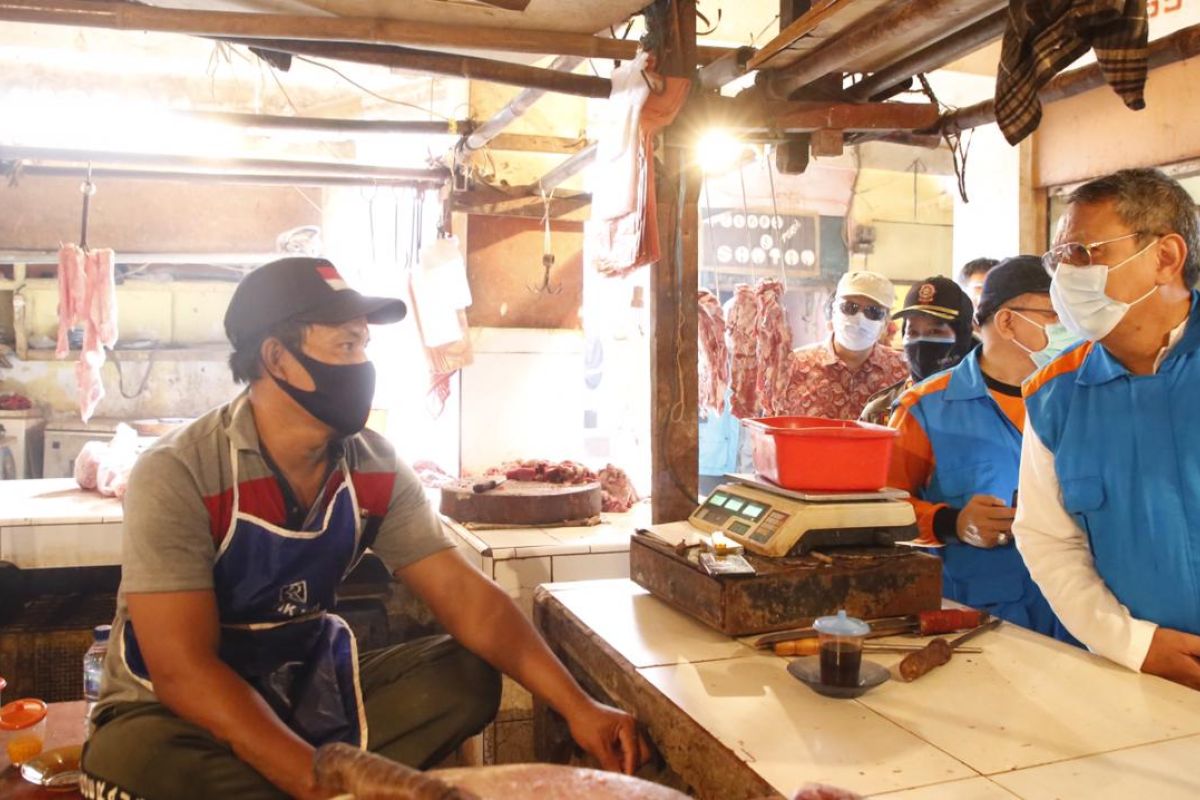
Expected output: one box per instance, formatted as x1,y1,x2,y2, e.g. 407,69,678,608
975,255,1051,325
224,257,407,348
893,276,969,322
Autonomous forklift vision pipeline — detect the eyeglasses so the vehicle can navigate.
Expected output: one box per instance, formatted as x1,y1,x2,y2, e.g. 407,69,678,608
1041,231,1147,273
838,299,889,322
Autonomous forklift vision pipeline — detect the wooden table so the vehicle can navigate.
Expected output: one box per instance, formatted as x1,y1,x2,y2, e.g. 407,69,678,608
534,579,1200,800
1,701,85,799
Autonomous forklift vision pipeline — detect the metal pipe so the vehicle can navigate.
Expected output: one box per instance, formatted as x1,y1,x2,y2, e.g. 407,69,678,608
764,0,1002,100
3,163,442,188
537,141,598,191
0,145,449,182
183,111,464,136
847,11,1008,102
464,55,586,152
937,22,1200,135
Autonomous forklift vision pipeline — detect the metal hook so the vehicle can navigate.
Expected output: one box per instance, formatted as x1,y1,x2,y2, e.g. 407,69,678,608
528,184,562,295
79,162,96,251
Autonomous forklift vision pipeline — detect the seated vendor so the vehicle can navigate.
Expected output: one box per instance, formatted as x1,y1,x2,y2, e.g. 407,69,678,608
81,257,648,800
887,257,1078,641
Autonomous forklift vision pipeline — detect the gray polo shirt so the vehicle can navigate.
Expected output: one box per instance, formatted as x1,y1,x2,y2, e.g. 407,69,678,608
97,392,453,711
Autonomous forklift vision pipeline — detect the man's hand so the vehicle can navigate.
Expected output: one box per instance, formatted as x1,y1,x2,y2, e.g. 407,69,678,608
956,495,1015,548
1141,626,1200,690
566,700,652,775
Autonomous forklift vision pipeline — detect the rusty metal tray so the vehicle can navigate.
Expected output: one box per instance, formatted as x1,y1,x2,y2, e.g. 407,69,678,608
629,533,942,636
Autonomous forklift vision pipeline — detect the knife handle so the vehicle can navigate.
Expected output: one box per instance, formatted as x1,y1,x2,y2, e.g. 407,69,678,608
898,637,953,682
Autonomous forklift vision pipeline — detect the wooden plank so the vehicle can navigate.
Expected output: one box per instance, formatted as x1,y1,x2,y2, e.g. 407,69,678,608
452,187,590,220
844,0,1004,73
0,0,735,62
533,587,783,800
486,134,590,154
650,0,700,524
700,94,940,133
773,101,940,132
747,0,898,72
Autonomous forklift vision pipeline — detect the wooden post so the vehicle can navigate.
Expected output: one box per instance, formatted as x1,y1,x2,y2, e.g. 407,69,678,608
650,0,700,523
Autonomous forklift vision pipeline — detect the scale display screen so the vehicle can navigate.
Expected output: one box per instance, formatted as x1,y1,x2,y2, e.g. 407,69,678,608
704,492,767,522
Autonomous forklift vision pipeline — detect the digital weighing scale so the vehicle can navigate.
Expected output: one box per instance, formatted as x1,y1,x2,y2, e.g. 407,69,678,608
687,474,918,557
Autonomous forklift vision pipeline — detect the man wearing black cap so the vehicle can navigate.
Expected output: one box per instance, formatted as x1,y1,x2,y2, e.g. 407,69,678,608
81,258,648,800
887,257,1079,640
860,276,975,425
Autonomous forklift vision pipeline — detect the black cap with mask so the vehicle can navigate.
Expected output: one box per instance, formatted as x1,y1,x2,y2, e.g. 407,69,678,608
894,277,976,381
225,257,408,437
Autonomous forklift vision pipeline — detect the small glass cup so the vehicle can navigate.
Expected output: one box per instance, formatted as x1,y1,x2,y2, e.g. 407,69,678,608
813,610,871,687
0,697,48,769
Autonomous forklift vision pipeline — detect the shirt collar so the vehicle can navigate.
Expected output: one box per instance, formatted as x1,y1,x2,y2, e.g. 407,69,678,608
225,389,350,462
943,346,989,401
1078,290,1200,385
226,390,262,453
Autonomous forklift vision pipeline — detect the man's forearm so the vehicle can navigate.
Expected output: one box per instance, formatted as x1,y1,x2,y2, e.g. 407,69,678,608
443,580,593,720
154,656,322,799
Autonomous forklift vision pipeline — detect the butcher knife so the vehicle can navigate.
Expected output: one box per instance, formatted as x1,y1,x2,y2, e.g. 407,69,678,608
472,476,508,493
897,617,1002,682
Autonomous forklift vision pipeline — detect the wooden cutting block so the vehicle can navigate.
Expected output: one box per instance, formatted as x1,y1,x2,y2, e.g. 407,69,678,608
440,480,602,525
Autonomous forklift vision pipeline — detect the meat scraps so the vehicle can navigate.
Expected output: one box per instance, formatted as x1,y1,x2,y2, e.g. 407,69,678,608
490,459,639,513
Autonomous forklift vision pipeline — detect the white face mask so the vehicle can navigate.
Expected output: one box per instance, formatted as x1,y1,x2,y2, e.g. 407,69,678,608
1049,239,1158,341
832,306,886,352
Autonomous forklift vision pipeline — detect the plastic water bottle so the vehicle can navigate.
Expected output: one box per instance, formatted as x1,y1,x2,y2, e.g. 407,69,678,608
83,624,111,735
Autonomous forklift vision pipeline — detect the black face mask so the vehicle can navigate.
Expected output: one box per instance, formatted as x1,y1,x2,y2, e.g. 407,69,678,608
273,345,376,437
905,339,956,382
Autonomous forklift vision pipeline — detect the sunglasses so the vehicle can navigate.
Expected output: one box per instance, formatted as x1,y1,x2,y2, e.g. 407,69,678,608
838,299,889,322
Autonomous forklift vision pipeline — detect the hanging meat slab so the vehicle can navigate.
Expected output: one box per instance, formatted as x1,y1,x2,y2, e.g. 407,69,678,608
698,289,730,415
726,284,759,419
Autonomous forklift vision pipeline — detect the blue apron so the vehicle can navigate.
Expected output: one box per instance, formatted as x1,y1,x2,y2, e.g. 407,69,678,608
122,445,369,747
913,350,1075,642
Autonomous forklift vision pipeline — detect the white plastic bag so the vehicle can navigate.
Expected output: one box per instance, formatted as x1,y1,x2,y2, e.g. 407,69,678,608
75,424,140,498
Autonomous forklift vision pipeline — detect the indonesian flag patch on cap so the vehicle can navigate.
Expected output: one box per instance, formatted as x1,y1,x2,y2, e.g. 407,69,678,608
316,262,349,291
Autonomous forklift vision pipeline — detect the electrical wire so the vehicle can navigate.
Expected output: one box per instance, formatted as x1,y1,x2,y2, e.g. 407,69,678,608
291,55,454,121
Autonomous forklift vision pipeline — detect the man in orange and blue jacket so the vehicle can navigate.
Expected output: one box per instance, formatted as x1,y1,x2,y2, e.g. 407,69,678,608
888,257,1078,641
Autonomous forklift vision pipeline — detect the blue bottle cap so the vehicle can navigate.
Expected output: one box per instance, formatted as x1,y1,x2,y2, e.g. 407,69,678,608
93,625,112,643
812,609,870,637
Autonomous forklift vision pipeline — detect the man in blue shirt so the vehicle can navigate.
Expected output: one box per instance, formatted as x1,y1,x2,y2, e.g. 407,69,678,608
1017,168,1200,691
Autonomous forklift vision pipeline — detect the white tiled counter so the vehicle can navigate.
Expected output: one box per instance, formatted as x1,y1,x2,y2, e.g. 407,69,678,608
537,579,1200,800
0,478,123,568
440,501,651,616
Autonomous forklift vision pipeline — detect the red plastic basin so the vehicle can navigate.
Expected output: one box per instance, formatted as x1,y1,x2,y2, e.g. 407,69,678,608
742,416,898,492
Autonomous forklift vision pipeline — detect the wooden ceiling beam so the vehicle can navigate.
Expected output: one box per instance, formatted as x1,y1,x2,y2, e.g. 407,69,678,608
697,95,940,133
845,10,1007,102
0,0,734,62
761,0,999,99
230,38,612,98
747,0,861,72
